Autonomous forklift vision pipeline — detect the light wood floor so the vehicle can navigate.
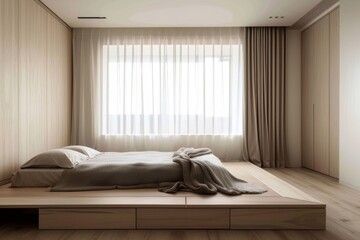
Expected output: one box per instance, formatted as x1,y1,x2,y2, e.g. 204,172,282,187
1,167,359,240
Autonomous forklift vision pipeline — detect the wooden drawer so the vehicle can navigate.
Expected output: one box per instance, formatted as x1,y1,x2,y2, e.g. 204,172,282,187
137,208,229,229
39,208,136,229
231,208,326,229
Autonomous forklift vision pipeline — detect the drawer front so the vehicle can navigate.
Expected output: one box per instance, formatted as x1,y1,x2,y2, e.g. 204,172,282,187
137,208,229,229
39,208,136,229
231,208,326,229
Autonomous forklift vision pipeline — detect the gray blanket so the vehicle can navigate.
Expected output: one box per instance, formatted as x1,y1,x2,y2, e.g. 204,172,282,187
160,148,267,195
51,149,266,195
50,162,182,192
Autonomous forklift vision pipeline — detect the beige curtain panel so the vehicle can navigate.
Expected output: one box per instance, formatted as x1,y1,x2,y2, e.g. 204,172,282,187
242,27,287,168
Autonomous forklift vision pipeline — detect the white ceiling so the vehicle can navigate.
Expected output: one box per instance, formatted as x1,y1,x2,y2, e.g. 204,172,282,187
41,0,322,28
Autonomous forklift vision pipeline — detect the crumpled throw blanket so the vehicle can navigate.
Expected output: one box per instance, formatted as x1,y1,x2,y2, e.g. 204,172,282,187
160,147,267,195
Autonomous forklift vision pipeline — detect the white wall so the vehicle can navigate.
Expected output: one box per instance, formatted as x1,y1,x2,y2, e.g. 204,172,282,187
339,0,360,189
286,29,302,167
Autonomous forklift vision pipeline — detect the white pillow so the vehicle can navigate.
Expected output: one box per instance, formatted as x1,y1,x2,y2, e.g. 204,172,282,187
63,145,101,158
21,149,88,169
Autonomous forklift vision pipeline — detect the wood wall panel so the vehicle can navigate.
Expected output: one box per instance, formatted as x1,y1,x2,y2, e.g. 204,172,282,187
0,0,19,180
301,26,314,170
46,14,72,150
329,8,340,178
0,0,72,181
19,0,48,165
313,15,330,175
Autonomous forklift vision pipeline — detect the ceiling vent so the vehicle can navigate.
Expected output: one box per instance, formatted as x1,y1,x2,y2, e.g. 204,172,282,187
269,16,285,19
77,17,107,19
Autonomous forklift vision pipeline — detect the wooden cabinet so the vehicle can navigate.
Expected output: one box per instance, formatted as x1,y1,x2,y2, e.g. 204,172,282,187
301,8,339,178
39,208,136,229
301,26,314,170
230,208,325,230
329,8,340,179
137,208,229,229
313,15,330,175
38,207,325,230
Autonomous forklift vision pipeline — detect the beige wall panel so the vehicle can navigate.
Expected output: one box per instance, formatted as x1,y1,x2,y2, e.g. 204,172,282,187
64,24,72,147
301,26,314,170
19,0,48,165
340,0,360,190
0,0,19,181
313,15,330,175
329,8,340,179
46,14,72,150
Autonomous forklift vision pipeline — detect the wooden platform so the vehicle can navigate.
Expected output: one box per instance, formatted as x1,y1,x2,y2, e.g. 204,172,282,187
0,162,326,230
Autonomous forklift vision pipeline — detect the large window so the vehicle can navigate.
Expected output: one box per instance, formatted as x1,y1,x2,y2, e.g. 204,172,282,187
102,44,243,136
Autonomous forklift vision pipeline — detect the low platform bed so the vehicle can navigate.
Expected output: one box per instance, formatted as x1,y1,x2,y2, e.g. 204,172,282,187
0,162,325,230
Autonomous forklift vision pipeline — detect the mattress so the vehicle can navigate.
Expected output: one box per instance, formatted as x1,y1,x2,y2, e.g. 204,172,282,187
11,151,222,187
11,168,64,187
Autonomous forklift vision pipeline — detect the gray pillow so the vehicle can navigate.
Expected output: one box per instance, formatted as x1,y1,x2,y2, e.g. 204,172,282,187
63,145,101,158
21,149,88,169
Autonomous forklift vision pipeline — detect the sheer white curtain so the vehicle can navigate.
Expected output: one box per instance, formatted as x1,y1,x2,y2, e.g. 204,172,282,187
72,28,245,160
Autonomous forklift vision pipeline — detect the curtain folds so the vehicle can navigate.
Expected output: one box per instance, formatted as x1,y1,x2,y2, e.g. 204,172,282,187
72,28,245,161
242,27,287,167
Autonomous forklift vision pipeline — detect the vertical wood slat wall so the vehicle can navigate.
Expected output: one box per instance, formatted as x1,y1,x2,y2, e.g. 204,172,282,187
301,8,339,178
0,0,19,182
0,0,72,182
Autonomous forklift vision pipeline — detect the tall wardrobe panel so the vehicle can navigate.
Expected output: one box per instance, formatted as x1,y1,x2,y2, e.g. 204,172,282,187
313,15,330,175
301,8,339,178
301,26,314,170
19,0,48,165
329,8,340,178
0,0,19,181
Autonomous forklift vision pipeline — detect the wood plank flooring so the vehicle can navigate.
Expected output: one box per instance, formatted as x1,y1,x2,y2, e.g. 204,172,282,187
1,167,359,239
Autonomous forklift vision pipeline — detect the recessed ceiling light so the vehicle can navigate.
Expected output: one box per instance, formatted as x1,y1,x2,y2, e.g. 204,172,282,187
78,17,107,19
269,16,285,19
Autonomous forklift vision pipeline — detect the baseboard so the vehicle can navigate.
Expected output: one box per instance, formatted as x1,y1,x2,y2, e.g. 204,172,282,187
339,180,360,192
286,163,302,168
0,178,11,186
